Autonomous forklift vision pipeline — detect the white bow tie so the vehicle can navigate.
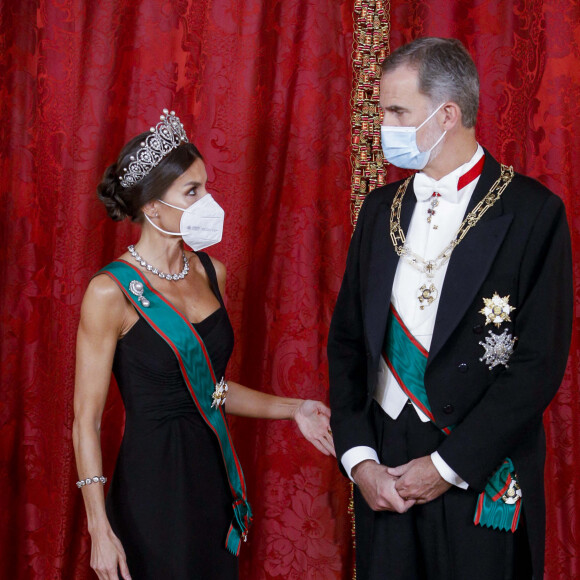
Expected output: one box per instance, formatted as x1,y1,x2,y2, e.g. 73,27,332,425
413,172,462,204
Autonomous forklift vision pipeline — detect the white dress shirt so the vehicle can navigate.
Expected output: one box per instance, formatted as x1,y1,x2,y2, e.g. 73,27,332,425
342,145,485,489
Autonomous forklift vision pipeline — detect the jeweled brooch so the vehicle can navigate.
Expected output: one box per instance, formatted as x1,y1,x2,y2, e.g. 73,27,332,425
211,377,228,409
479,292,515,327
129,280,150,308
479,329,517,370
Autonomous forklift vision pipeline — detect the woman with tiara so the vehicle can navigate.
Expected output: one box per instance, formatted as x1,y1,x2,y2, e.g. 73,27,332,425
72,109,335,580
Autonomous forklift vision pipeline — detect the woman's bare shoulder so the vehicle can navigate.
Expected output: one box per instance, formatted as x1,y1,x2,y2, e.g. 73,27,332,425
207,255,226,293
86,273,126,301
208,255,225,279
79,274,130,332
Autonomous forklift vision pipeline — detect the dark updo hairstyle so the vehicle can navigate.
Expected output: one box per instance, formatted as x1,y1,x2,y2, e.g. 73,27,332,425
97,132,203,222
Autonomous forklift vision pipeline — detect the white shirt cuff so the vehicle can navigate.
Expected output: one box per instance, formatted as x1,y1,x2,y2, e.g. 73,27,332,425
431,451,468,489
341,446,380,482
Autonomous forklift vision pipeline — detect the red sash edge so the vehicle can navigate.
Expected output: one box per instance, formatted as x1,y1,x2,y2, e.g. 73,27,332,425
101,262,248,498
491,472,512,502
383,308,453,435
383,355,435,421
511,501,522,532
115,259,216,381
386,300,519,532
389,304,429,358
474,493,484,524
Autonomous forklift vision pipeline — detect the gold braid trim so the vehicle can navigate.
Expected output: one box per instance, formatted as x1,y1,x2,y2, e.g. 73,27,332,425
348,483,356,579
350,0,391,228
348,3,391,579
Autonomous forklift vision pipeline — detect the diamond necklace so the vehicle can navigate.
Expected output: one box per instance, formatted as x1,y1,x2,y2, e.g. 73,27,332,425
390,164,514,309
128,245,190,281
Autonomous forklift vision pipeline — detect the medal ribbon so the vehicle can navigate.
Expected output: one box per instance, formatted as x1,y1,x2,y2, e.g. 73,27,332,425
414,150,485,202
100,260,252,555
457,153,485,191
383,304,521,532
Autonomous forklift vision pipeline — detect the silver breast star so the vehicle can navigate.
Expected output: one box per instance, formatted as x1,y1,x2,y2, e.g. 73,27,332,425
479,329,517,370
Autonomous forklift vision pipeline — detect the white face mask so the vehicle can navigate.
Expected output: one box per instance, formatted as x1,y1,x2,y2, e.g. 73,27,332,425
380,103,447,170
144,194,225,251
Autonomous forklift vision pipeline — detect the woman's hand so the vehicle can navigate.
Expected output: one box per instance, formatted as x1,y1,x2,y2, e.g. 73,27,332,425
293,400,336,457
90,527,131,580
224,383,335,457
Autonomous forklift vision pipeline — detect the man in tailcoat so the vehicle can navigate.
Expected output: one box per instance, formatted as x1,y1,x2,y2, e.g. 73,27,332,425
328,37,572,579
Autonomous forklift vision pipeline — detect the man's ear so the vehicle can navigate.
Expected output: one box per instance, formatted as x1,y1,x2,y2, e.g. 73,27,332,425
439,102,462,131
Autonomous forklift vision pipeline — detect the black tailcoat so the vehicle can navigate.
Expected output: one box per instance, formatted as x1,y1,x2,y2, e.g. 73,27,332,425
328,151,573,577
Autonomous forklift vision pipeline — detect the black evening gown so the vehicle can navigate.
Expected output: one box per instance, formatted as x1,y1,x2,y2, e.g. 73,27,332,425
105,252,238,579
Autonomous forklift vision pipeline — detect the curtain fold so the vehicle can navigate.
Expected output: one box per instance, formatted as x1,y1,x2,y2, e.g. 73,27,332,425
0,1,578,578
0,1,354,577
388,5,580,578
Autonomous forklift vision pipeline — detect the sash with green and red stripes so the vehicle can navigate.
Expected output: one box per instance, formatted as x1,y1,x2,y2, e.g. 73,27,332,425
100,260,252,555
383,304,522,532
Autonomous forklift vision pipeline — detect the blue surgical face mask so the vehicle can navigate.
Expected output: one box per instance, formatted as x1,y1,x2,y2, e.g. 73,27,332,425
380,103,447,170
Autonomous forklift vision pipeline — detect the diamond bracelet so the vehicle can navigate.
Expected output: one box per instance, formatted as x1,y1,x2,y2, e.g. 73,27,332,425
76,475,107,488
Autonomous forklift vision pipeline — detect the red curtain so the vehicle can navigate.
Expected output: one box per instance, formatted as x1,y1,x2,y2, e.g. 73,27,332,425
388,4,580,578
0,1,355,577
0,1,578,579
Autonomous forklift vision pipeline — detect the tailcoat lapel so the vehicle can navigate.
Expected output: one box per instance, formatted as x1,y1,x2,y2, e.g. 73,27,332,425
428,153,514,363
364,181,416,363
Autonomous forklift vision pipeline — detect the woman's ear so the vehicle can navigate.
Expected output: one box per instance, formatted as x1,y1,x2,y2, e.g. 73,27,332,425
141,200,159,218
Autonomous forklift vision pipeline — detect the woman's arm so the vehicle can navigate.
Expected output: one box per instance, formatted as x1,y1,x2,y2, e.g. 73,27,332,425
209,255,335,456
72,275,133,580
226,381,335,457
224,380,302,419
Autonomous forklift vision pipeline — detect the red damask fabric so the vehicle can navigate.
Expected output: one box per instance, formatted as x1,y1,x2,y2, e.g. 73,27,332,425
0,1,578,579
389,4,580,578
0,1,354,578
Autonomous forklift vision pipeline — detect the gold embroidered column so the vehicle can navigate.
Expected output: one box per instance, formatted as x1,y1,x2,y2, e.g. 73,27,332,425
350,0,391,227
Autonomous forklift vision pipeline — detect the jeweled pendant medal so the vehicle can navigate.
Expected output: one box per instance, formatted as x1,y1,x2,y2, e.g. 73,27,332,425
211,377,229,409
417,283,438,309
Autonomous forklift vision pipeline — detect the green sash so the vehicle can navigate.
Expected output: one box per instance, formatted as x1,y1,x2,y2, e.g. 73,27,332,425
100,260,252,555
383,305,522,532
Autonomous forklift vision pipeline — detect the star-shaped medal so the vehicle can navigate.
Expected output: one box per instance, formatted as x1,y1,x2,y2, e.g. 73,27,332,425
479,329,517,370
501,477,522,505
479,292,515,327
211,377,229,409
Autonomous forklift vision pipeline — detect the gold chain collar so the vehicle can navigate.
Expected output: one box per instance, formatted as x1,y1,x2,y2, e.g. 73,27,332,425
390,164,514,259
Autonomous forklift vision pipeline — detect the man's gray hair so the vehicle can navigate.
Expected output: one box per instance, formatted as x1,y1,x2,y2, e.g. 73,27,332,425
381,37,480,128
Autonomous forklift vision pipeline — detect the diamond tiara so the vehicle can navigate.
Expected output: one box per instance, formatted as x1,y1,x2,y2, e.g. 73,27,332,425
119,109,189,188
